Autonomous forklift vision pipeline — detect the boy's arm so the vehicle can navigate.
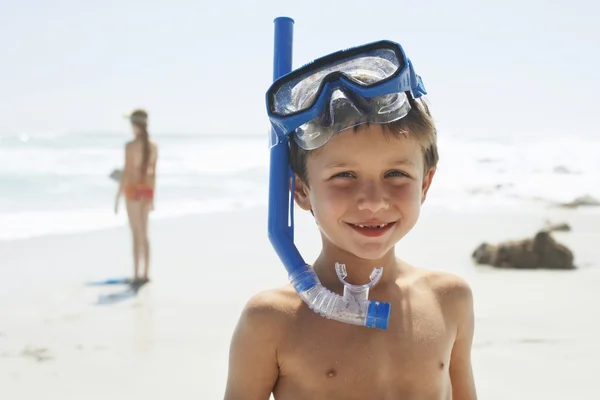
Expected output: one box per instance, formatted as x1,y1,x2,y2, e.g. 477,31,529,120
224,292,282,400
448,280,477,400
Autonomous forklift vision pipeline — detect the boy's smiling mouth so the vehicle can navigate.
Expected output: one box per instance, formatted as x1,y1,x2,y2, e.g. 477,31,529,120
346,221,397,237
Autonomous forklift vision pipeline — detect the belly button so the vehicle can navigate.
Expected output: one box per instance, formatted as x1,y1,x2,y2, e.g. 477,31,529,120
439,362,445,370
326,368,337,378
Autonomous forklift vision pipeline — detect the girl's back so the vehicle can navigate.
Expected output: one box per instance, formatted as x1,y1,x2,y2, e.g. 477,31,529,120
125,139,158,184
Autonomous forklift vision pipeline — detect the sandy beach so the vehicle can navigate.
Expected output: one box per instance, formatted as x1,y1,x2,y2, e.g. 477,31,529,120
1,204,599,399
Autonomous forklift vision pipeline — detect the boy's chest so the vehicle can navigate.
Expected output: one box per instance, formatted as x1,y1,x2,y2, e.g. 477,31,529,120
276,295,455,399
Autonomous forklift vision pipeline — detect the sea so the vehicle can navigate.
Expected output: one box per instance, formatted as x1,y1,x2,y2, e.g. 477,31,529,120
1,130,599,241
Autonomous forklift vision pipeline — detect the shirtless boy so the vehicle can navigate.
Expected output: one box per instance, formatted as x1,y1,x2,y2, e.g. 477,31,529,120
224,39,477,400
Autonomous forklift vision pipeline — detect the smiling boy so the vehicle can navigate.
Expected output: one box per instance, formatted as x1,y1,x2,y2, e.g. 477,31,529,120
224,40,477,400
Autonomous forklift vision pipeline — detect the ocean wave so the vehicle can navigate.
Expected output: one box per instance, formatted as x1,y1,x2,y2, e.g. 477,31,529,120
0,197,267,242
2,132,599,240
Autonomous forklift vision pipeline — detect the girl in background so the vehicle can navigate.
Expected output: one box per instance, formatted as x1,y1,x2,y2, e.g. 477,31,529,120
115,109,158,284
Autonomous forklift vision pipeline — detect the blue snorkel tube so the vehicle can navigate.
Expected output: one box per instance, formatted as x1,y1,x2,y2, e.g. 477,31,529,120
267,17,390,330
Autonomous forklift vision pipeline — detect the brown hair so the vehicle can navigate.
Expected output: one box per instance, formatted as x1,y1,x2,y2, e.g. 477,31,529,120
129,109,151,177
289,94,438,185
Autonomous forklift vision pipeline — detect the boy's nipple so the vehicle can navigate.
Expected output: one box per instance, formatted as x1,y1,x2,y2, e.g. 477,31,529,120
325,368,337,378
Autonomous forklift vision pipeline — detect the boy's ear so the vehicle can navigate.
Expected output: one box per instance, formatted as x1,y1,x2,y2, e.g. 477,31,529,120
421,167,436,205
291,174,312,211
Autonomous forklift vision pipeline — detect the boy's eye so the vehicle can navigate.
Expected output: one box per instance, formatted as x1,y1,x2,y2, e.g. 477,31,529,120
332,171,355,179
386,170,409,178
332,170,410,179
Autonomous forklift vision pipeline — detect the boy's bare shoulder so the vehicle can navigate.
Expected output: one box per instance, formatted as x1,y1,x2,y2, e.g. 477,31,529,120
226,287,300,397
244,285,301,312
409,265,474,315
420,268,472,297
238,285,303,334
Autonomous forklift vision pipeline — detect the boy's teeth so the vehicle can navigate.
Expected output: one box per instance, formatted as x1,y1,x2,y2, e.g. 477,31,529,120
356,223,388,228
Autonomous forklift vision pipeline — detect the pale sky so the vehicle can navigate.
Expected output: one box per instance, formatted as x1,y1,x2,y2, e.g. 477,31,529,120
1,0,598,137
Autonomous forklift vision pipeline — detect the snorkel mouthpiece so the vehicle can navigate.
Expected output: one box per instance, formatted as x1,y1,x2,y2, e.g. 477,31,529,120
268,17,391,330
288,264,390,330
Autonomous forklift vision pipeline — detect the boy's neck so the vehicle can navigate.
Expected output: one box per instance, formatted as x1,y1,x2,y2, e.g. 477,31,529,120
312,245,401,293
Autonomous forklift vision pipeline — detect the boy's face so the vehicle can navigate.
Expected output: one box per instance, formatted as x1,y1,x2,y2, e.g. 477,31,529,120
294,124,435,260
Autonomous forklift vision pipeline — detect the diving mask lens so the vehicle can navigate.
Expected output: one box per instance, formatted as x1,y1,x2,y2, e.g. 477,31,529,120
272,47,401,117
294,90,411,150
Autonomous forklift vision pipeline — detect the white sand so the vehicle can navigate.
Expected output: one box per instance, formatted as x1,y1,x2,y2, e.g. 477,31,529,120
0,205,599,399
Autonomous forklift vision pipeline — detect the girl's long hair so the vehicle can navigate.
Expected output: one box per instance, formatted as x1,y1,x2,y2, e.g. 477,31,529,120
137,122,150,177
130,110,150,177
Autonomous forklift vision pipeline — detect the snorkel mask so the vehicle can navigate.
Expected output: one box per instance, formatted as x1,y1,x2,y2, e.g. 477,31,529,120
266,17,426,330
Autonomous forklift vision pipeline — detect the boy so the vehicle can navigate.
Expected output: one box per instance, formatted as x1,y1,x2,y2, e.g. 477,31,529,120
224,40,477,400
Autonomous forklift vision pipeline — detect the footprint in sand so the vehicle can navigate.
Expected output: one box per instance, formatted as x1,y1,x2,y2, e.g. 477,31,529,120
21,347,53,362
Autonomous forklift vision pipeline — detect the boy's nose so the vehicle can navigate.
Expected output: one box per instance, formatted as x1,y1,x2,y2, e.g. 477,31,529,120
356,182,389,213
